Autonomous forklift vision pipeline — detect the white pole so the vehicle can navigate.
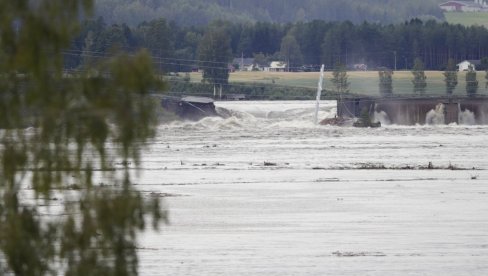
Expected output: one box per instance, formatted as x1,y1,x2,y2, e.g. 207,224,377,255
314,65,325,125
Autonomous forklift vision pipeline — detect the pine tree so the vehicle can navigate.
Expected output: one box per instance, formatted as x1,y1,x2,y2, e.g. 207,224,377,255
378,69,394,96
280,34,303,71
443,58,458,96
466,65,479,97
0,1,166,274
331,63,350,94
485,70,488,90
198,26,232,85
411,58,427,95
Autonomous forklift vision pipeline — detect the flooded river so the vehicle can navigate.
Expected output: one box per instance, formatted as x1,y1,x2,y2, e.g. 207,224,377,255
137,101,488,275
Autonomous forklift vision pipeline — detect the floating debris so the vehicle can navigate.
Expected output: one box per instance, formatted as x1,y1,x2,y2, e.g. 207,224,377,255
115,161,131,166
315,178,340,182
149,192,186,198
332,251,386,257
354,162,478,171
320,117,351,126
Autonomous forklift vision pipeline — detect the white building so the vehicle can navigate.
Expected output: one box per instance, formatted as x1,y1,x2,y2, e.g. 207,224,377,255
265,61,287,72
232,58,256,72
457,60,481,71
439,1,487,12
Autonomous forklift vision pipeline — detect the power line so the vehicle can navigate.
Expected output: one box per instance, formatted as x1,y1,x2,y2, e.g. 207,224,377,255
61,50,488,96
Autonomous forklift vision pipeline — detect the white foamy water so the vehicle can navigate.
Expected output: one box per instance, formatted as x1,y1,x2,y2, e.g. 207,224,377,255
425,103,445,125
373,110,391,125
138,101,488,276
459,108,476,125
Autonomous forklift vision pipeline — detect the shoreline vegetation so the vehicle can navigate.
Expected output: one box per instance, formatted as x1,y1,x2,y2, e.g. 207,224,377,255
166,71,488,100
67,18,488,82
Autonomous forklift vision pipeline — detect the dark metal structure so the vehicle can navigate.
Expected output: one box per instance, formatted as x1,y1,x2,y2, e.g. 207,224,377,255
161,96,219,121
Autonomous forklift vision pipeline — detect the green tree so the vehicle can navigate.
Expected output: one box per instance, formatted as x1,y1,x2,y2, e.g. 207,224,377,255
137,19,174,73
466,65,479,97
71,17,107,68
411,58,427,95
279,34,303,71
378,69,394,96
253,52,268,68
485,69,488,90
480,56,488,71
331,63,350,94
237,27,254,56
321,28,343,67
443,58,458,96
0,1,165,275
94,0,446,27
198,26,233,85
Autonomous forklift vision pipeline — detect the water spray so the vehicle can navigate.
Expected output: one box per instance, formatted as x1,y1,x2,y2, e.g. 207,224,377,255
314,64,325,125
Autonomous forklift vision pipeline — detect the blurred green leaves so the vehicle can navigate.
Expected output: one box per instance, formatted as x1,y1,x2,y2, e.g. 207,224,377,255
0,0,166,275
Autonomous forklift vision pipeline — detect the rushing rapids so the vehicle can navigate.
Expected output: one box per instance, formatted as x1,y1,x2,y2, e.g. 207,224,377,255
135,100,488,275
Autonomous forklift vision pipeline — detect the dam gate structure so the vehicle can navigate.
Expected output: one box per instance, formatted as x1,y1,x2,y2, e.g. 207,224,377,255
337,96,488,125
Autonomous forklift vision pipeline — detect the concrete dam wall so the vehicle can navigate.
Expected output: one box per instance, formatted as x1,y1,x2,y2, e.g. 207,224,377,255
337,96,488,125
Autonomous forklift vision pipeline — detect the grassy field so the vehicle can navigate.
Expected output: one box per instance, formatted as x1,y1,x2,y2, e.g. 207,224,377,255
188,71,488,97
444,12,488,28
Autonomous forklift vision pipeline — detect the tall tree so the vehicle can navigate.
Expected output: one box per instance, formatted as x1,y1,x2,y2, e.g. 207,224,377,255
138,19,174,73
253,52,268,68
466,65,479,97
198,26,233,85
485,69,488,90
331,63,350,94
378,68,394,96
411,58,427,95
0,1,165,275
236,26,254,56
321,27,344,67
69,17,488,73
75,17,107,68
279,34,303,71
480,57,488,71
443,58,458,96
94,0,446,26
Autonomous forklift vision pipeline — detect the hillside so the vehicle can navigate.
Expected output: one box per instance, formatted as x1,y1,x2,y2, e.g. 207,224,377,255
444,12,488,28
94,0,445,26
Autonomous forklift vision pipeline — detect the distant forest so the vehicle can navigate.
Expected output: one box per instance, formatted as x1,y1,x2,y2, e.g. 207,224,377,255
65,18,488,73
94,0,446,26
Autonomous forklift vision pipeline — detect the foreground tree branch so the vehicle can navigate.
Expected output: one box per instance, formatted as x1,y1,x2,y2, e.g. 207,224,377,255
0,1,166,275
